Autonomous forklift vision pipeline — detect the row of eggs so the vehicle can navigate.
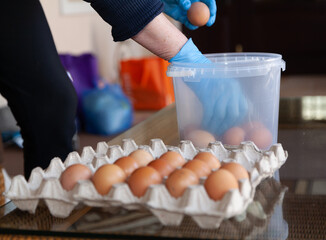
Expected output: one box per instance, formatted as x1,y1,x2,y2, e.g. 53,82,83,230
185,121,273,149
60,149,249,202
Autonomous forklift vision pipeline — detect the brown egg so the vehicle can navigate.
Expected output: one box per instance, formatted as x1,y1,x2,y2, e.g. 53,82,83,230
165,168,199,198
187,2,210,27
129,149,154,167
247,127,273,149
193,151,221,170
127,166,162,197
204,169,239,201
148,158,176,178
182,159,211,178
114,156,139,176
60,164,93,191
92,164,127,195
185,129,216,148
223,126,245,145
242,121,265,134
159,151,186,168
221,162,249,180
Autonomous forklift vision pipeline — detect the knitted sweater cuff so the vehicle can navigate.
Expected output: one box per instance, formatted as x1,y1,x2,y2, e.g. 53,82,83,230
84,0,164,41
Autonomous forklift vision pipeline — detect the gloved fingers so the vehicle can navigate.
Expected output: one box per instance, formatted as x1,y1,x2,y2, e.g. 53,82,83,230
239,96,249,121
203,88,229,134
162,5,178,19
205,83,247,135
200,104,214,132
224,94,243,128
177,14,189,24
197,80,214,129
162,0,190,23
200,0,217,14
232,81,249,125
206,14,216,27
203,79,228,132
169,38,209,62
201,100,218,132
179,0,192,10
214,99,241,135
213,89,236,135
223,81,248,127
167,7,188,24
217,120,231,136
201,0,217,26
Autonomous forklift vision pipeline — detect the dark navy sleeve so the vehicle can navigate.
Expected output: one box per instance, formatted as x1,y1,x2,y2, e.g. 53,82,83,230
83,0,164,42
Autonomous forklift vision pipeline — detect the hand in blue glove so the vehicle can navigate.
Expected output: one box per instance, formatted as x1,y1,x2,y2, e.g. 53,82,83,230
162,0,217,30
169,39,248,136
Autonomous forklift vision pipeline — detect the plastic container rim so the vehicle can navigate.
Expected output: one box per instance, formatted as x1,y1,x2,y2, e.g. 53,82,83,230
167,52,286,77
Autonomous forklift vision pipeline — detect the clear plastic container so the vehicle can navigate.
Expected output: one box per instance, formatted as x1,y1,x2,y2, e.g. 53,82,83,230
167,52,286,150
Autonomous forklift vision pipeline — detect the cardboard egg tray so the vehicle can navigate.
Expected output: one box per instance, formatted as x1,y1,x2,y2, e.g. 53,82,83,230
5,139,287,229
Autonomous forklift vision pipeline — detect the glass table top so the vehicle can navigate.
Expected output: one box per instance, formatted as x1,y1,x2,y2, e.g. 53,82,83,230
0,177,291,239
0,96,325,239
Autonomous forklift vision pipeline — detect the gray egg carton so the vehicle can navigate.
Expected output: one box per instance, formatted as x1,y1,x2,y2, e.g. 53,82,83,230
5,139,287,229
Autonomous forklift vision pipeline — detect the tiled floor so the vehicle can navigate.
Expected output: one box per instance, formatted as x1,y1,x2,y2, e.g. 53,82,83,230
1,74,326,194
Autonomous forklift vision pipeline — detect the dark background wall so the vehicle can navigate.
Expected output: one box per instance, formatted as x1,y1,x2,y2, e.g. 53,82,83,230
182,0,326,75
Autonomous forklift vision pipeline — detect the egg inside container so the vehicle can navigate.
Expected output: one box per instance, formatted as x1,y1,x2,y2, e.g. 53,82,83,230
167,53,286,150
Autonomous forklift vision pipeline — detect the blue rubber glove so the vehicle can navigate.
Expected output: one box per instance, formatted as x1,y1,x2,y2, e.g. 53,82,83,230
169,39,248,136
162,0,217,30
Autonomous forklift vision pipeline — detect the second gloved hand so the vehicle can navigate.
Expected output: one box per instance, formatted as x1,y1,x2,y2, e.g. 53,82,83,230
162,0,217,30
169,39,248,136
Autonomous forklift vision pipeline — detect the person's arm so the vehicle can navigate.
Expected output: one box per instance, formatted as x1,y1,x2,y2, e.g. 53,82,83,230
84,0,164,41
84,0,203,61
132,13,188,61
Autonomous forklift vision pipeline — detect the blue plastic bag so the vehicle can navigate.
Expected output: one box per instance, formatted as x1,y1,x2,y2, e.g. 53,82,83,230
82,83,133,136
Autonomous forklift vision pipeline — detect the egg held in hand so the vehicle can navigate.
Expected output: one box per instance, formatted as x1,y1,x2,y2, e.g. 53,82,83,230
127,166,162,198
204,169,239,201
92,164,127,195
165,168,199,198
187,2,210,27
60,163,93,191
